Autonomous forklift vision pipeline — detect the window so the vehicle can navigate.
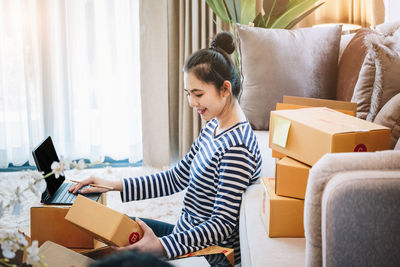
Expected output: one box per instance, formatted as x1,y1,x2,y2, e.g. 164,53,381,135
0,0,141,169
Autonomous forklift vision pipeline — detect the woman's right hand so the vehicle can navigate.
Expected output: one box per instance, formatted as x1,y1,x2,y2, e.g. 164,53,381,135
68,175,122,194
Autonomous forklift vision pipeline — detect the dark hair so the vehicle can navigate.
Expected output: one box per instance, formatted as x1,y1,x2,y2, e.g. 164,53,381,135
89,250,173,267
183,31,241,98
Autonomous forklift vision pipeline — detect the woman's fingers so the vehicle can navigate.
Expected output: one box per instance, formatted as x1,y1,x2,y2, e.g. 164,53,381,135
68,175,96,194
79,185,109,194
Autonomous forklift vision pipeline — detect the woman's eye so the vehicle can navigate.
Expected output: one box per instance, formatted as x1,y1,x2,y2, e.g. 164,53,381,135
195,94,203,97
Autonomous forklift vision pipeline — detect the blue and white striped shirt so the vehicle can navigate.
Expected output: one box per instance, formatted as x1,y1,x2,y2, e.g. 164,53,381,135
121,118,262,263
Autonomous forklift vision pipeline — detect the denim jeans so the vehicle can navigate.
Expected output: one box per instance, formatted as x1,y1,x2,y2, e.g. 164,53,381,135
130,217,175,237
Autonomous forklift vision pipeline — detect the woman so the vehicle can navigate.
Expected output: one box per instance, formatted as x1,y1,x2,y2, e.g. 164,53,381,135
70,31,262,264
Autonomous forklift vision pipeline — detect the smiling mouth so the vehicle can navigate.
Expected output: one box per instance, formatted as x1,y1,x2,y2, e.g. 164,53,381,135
198,109,206,115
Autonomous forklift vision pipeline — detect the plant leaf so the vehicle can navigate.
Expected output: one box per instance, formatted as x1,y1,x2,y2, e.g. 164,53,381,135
264,0,289,17
240,0,256,24
285,2,325,29
253,12,266,27
234,0,242,23
270,0,320,28
206,0,231,23
224,0,240,23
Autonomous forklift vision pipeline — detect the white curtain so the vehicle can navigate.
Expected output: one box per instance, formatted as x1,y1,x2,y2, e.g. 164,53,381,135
0,0,142,168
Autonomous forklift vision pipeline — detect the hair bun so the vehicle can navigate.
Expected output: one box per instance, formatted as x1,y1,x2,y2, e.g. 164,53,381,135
210,32,235,55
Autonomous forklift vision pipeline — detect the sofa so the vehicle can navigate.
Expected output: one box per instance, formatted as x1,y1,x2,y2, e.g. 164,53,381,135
238,21,400,267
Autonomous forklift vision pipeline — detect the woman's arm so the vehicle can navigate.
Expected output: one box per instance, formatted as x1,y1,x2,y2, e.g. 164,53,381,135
120,133,202,202
159,145,258,258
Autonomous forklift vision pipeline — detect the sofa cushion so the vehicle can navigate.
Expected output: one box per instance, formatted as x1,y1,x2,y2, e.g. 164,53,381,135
351,27,400,121
374,92,400,148
239,183,305,267
237,24,342,130
336,28,374,101
253,130,275,178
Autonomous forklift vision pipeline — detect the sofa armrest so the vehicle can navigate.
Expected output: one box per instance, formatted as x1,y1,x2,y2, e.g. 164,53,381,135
321,171,400,267
304,150,400,267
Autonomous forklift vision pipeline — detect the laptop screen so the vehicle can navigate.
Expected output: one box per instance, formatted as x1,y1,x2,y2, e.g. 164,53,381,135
32,136,65,199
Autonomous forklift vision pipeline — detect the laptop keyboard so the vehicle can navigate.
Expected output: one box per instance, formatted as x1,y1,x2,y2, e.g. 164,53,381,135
51,183,77,204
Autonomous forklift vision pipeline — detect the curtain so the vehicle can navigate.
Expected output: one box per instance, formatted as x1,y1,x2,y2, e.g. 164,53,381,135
0,0,142,168
296,0,385,28
140,0,220,167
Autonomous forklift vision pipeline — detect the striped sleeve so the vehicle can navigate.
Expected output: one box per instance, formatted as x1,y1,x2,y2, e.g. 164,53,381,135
120,133,201,202
159,145,256,258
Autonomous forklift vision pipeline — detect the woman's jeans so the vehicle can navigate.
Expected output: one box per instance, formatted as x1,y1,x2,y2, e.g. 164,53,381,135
130,217,175,237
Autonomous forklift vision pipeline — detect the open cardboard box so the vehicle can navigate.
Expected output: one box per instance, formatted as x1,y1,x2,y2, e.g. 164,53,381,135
269,107,391,166
30,193,107,249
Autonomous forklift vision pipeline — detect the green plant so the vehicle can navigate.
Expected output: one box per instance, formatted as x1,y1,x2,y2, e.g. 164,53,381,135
206,0,324,29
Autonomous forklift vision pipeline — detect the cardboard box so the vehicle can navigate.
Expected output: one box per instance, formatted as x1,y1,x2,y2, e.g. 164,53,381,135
31,206,94,248
65,194,143,247
260,178,304,237
30,194,106,248
178,246,235,267
269,107,391,166
280,95,357,116
276,157,311,199
38,241,95,267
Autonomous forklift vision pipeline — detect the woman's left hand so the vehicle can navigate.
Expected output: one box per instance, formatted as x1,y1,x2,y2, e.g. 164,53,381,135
114,218,167,257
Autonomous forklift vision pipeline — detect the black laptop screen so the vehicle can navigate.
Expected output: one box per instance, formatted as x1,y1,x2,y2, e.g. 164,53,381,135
32,136,65,199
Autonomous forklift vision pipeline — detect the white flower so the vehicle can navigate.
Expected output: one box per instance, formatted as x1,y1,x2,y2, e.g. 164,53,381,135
15,232,28,247
26,240,40,265
248,22,254,27
35,179,46,194
51,159,67,178
1,240,16,259
74,159,86,170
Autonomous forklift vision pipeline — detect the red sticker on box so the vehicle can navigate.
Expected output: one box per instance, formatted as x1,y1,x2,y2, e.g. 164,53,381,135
129,232,140,244
354,144,367,152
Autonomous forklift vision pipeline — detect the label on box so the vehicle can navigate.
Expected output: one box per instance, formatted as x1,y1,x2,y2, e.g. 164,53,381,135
272,117,291,147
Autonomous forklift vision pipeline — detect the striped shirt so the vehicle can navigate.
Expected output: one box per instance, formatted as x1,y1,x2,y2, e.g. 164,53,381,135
121,118,262,263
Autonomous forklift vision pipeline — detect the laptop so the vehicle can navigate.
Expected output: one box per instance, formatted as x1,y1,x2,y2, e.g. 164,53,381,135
32,136,101,205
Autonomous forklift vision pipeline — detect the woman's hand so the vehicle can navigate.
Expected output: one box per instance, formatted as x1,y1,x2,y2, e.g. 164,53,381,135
114,218,167,257
68,175,123,194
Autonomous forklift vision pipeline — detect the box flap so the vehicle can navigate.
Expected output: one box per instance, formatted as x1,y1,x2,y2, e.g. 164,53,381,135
277,157,311,169
39,241,94,267
271,107,389,135
283,95,357,113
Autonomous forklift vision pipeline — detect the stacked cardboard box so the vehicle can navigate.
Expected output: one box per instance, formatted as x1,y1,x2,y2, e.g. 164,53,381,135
261,96,391,238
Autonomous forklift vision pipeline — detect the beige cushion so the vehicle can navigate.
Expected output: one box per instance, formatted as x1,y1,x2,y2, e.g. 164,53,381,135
351,28,400,121
374,20,400,35
237,24,342,130
374,93,400,149
336,29,374,101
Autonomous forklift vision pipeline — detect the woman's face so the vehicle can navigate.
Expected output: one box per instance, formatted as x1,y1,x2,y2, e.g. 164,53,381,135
184,71,229,121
